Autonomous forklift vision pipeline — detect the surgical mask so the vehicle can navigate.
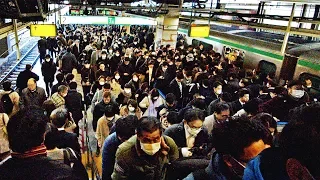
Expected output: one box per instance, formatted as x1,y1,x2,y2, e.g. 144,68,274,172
162,68,167,71
291,90,304,99
133,77,138,82
133,42,138,45
99,81,105,86
115,75,120,80
216,89,222,95
116,53,120,57
102,55,106,59
128,107,135,112
140,141,161,156
175,56,179,60
124,88,131,94
185,124,201,137
109,50,113,53
153,97,159,100
84,64,90,68
107,116,113,121
45,58,50,62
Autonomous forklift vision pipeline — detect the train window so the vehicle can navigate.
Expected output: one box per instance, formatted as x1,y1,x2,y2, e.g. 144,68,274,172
191,39,213,51
299,73,320,90
258,60,276,76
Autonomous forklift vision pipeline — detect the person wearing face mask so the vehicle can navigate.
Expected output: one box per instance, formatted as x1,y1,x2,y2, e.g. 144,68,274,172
118,57,134,87
90,75,106,96
110,50,121,74
259,80,309,122
126,73,140,95
111,117,179,180
185,117,269,180
164,108,209,158
208,81,223,104
96,105,122,153
81,61,95,100
119,99,142,119
139,88,165,117
164,108,210,180
41,54,57,97
51,85,68,108
19,78,46,110
116,84,133,106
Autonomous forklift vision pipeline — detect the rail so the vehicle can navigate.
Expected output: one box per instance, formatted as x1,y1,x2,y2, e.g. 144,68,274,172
0,41,39,86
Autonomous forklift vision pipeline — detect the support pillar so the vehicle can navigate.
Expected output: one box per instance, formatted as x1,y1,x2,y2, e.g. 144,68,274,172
280,3,295,55
155,13,179,49
279,54,298,82
13,19,21,61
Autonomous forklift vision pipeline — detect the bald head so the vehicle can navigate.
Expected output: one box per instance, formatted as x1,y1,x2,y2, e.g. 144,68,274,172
27,78,37,91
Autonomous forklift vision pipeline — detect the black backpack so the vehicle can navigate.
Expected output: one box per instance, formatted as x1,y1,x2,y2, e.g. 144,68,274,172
1,91,13,114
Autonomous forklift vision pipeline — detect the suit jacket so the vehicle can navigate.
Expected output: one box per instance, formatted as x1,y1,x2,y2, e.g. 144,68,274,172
169,79,184,100
164,122,210,157
229,100,243,116
65,89,83,121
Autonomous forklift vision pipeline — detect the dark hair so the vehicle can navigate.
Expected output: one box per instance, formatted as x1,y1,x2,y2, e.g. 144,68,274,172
184,108,205,122
166,93,176,104
56,73,64,83
104,105,115,117
176,72,184,80
2,81,12,91
192,98,207,110
65,73,75,84
103,83,111,89
58,85,68,93
103,91,111,99
7,106,48,153
287,80,303,88
220,92,232,102
115,115,138,140
67,47,71,52
240,78,251,87
127,99,138,109
50,108,68,128
243,98,263,116
42,100,56,120
150,88,159,98
279,122,320,177
136,116,162,136
212,117,268,159
167,111,179,125
214,102,230,114
213,81,223,89
44,123,59,150
69,81,77,90
238,88,250,98
26,64,32,70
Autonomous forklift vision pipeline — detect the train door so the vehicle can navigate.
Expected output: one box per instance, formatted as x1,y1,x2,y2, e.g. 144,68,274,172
258,60,277,82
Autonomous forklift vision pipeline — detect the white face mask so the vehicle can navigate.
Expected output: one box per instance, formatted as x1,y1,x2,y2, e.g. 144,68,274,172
216,89,222,95
116,53,120,57
133,42,138,45
84,64,90,68
115,75,120,80
162,68,167,72
133,77,138,82
140,141,161,156
109,50,113,54
107,116,113,121
185,123,201,137
124,88,131,94
291,89,304,99
102,55,107,59
99,82,105,86
45,58,50,62
153,97,159,100
128,106,135,112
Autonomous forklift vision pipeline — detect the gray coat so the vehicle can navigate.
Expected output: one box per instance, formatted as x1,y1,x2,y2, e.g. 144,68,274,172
20,87,46,109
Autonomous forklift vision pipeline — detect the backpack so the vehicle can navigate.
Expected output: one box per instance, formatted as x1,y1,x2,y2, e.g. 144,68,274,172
63,147,88,180
1,92,13,114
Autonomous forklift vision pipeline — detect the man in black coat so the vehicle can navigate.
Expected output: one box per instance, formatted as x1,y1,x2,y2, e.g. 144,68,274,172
168,72,185,109
38,36,47,63
0,107,76,180
92,91,119,132
229,88,250,115
61,47,77,75
51,107,81,155
65,82,83,136
16,64,39,94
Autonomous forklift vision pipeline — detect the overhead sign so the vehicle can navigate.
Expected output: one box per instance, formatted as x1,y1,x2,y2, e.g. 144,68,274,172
30,24,57,37
60,16,157,25
188,25,210,38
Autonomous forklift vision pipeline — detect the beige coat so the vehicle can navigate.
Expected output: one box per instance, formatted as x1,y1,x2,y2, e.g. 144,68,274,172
0,113,10,154
0,91,20,117
96,114,121,147
110,79,122,99
120,105,142,119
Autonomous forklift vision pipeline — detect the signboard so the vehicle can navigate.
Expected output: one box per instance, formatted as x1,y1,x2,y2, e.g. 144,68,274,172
188,25,210,38
60,16,156,25
30,24,57,37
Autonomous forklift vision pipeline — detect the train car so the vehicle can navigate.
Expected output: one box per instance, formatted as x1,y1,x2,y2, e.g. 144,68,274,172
177,23,320,96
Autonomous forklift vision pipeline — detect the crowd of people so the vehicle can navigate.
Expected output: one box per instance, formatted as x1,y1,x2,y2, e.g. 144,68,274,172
0,24,319,180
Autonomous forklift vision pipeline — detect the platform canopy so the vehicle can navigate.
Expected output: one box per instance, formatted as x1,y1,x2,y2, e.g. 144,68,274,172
60,16,157,25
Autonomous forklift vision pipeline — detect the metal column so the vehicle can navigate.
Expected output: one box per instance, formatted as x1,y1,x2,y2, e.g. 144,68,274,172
12,19,20,61
280,3,295,55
